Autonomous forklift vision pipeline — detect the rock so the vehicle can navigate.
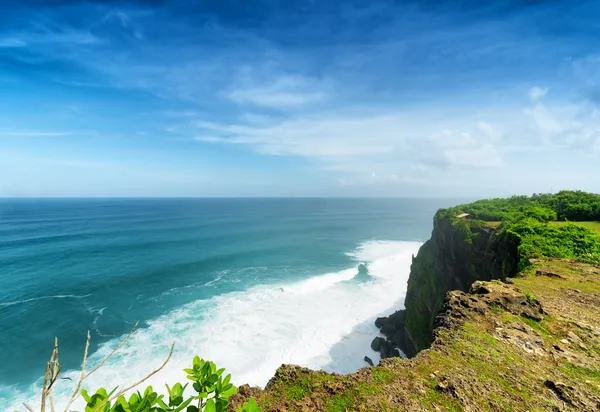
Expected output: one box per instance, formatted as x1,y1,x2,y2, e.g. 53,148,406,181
371,338,396,359
470,281,491,294
370,337,385,352
363,356,374,367
535,269,565,279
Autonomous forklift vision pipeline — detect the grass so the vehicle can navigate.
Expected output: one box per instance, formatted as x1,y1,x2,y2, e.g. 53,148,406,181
486,220,600,233
371,368,395,384
550,221,600,234
560,362,600,381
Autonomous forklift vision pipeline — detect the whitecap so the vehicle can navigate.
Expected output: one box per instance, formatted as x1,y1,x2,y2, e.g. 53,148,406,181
2,240,421,411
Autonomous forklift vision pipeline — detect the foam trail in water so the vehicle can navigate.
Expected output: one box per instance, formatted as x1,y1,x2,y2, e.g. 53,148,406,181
0,294,91,308
2,240,421,411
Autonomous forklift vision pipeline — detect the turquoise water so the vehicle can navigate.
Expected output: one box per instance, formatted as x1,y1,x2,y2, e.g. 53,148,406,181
0,198,460,409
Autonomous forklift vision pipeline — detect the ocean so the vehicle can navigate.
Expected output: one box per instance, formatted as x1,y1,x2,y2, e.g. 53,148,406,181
0,198,461,410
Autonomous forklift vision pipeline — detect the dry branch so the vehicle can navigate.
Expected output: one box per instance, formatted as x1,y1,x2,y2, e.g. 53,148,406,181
63,322,138,412
91,342,175,412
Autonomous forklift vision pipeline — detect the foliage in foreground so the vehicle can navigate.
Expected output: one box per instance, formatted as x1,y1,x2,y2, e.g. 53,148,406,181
25,326,260,412
81,356,257,412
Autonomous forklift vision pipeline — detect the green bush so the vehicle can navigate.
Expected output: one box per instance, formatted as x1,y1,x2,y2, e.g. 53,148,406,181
81,357,259,412
436,190,600,269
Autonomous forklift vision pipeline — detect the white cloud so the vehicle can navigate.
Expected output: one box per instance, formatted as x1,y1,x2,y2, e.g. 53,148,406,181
226,74,328,108
193,106,506,187
195,114,401,157
416,129,503,169
524,97,600,152
529,86,548,102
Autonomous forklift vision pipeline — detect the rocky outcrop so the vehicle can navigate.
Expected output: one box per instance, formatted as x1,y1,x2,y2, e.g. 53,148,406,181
230,258,600,411
375,217,519,357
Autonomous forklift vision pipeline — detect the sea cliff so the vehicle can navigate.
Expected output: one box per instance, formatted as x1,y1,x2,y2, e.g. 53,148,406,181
230,191,600,411
374,214,519,358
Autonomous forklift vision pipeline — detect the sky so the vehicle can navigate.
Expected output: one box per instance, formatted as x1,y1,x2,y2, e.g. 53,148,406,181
1,0,599,197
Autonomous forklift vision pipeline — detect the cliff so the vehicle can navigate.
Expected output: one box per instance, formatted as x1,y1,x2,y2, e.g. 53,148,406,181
231,256,600,411
229,193,600,411
375,216,519,357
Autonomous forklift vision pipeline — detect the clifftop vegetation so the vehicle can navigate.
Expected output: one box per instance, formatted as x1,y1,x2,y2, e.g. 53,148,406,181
436,190,600,267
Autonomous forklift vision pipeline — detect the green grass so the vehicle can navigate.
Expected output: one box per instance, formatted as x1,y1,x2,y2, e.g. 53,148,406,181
560,362,600,381
324,389,361,412
371,368,395,384
550,221,600,234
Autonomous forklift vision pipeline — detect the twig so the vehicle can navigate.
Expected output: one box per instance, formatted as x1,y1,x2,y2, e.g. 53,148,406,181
64,323,138,412
41,341,57,412
49,337,59,412
22,402,35,412
91,343,175,412
63,331,90,412
85,322,138,379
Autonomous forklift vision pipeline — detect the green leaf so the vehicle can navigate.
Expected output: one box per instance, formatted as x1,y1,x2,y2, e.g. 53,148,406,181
220,385,237,398
223,375,231,387
204,399,216,412
215,368,225,376
81,389,92,402
170,395,184,407
157,398,170,409
170,397,194,412
186,406,199,412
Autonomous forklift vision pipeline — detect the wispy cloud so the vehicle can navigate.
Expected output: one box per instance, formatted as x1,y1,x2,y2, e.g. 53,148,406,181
226,73,329,108
524,88,600,152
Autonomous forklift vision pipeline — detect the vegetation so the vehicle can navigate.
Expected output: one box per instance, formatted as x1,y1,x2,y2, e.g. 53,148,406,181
435,190,600,222
25,326,260,412
435,190,600,267
80,357,240,412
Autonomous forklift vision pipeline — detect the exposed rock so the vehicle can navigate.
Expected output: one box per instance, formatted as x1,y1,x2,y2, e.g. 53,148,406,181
363,356,374,367
536,268,565,279
370,337,384,352
228,384,264,411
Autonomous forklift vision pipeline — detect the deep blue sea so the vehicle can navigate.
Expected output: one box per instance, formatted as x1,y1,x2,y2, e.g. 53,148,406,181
0,198,462,410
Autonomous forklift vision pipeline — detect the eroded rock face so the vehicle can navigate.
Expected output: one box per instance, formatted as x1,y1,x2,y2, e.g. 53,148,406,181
376,218,519,357
433,281,544,333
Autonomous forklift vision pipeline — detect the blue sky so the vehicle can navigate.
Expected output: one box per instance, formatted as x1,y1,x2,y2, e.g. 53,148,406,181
1,0,599,197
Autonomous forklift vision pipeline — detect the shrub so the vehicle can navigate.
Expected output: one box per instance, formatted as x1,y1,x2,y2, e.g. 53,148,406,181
26,327,260,412
81,356,241,412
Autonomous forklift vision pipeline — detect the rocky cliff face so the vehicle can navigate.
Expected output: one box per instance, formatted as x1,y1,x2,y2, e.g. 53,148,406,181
375,217,519,357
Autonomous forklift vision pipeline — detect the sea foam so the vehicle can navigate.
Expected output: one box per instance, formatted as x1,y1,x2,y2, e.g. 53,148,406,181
2,240,421,411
